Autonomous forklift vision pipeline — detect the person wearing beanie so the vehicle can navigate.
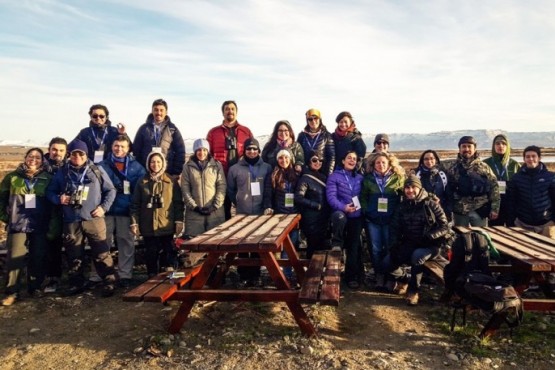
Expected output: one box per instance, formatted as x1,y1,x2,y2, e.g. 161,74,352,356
261,120,305,172
332,111,366,172
373,133,390,154
207,100,253,220
447,135,500,227
414,150,453,220
484,134,521,226
383,174,451,306
297,108,335,177
130,151,184,278
227,137,272,286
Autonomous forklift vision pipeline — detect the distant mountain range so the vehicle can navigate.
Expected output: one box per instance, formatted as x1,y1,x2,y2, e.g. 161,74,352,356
2,129,554,151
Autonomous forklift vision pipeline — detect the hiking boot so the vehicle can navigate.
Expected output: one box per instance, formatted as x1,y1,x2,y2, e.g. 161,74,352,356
1,294,17,306
29,290,45,299
43,279,59,294
406,292,419,306
393,282,408,296
65,285,86,297
101,284,115,298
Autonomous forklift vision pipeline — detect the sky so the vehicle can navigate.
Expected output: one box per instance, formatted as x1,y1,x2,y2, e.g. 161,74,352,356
1,0,555,145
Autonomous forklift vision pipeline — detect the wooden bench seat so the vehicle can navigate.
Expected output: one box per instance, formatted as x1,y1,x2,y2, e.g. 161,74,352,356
298,250,341,306
423,255,449,286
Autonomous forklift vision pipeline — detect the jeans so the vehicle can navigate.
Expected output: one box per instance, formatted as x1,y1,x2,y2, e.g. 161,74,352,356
367,222,390,274
281,229,300,278
5,232,48,294
383,247,434,293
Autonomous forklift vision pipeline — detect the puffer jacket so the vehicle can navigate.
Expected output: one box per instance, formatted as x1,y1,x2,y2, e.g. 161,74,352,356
332,129,366,171
263,170,299,214
133,114,186,176
207,123,253,175
295,170,330,235
75,121,130,162
262,141,305,169
0,165,53,233
297,127,335,177
98,155,146,216
326,168,363,218
227,156,272,215
361,170,404,225
506,163,555,226
415,165,453,216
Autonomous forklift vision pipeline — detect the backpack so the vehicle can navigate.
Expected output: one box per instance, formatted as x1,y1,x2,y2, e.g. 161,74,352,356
456,164,491,197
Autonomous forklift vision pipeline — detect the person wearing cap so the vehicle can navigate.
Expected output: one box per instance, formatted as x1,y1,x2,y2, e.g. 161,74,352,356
383,175,451,306
74,104,130,164
483,134,521,226
447,136,500,227
46,139,118,297
227,138,272,285
207,100,253,220
361,152,405,290
297,108,335,177
332,111,366,172
372,133,390,154
98,135,146,288
133,98,186,178
295,150,331,258
130,152,184,277
0,148,53,306
414,150,453,220
261,120,304,172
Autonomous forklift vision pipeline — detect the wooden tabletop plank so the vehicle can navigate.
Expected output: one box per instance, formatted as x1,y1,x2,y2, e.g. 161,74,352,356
299,252,326,304
487,226,555,263
194,215,259,251
218,215,274,249
180,215,248,251
320,250,341,306
260,214,301,249
240,215,285,248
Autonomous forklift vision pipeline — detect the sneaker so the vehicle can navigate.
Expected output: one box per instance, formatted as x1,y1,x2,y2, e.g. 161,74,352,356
1,294,17,306
64,285,86,296
406,292,419,306
393,282,408,296
89,275,102,283
101,284,115,298
118,279,132,289
44,279,59,293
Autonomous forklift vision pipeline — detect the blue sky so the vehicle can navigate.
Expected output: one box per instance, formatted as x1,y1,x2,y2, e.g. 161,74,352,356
1,0,555,144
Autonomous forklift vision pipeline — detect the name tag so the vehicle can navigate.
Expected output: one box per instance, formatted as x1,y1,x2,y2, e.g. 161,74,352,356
123,180,131,195
352,196,361,210
93,150,104,164
80,185,90,201
497,181,506,195
251,181,261,196
378,197,388,213
25,194,36,209
285,193,294,207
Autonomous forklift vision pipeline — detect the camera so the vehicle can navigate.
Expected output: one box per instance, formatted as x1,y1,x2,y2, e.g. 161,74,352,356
68,189,84,209
147,194,164,209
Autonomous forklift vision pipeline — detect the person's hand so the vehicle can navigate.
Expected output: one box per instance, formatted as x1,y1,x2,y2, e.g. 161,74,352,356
130,224,139,236
175,222,184,236
264,208,274,215
117,122,126,134
295,164,302,174
344,203,356,214
489,211,499,221
60,194,71,205
193,206,202,214
90,206,105,218
200,207,211,215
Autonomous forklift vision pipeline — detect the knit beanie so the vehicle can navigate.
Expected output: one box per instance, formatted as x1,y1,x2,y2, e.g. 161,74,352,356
404,174,422,189
193,138,210,152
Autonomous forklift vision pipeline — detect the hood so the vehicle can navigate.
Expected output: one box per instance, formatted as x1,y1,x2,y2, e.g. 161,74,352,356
146,151,167,177
490,134,511,166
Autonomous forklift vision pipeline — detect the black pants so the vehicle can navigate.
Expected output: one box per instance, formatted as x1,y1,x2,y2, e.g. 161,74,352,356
143,235,175,276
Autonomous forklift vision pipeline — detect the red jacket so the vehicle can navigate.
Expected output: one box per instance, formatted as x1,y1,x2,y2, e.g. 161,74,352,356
207,122,253,174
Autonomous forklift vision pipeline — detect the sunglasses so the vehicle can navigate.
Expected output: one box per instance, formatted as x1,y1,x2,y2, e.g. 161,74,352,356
70,151,86,157
311,158,323,163
92,114,106,119
245,147,258,151
307,117,319,122
376,141,388,145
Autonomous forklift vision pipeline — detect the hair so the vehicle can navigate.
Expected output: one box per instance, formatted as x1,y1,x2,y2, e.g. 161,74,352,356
271,159,298,191
221,100,237,113
261,121,295,159
365,152,404,176
112,134,132,146
48,137,67,149
152,98,168,109
25,147,44,159
335,111,354,124
88,104,109,117
523,145,541,158
418,149,441,168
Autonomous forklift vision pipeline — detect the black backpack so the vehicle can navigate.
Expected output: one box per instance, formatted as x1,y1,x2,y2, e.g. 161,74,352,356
456,164,491,197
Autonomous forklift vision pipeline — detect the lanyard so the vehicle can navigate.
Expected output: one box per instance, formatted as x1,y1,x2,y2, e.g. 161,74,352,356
285,180,292,193
342,170,354,194
493,163,507,180
306,132,321,151
153,124,161,146
248,165,259,181
90,127,108,150
24,178,38,192
113,156,129,178
373,172,388,196
69,165,89,185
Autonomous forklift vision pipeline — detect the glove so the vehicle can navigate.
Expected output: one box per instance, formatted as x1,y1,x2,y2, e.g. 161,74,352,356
200,207,211,215
193,206,202,214
264,208,274,215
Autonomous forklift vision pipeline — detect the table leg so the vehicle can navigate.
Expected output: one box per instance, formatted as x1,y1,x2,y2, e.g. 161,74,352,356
282,235,305,283
168,300,196,333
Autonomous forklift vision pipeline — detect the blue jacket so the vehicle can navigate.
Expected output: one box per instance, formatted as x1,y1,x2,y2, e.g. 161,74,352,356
74,121,130,162
46,160,116,223
98,155,146,216
326,169,363,218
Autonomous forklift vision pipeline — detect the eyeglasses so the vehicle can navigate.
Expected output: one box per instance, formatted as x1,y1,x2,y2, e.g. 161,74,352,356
92,114,106,119
277,129,289,133
245,147,258,152
307,117,319,122
376,141,388,145
70,151,86,157
26,155,42,160
311,158,323,163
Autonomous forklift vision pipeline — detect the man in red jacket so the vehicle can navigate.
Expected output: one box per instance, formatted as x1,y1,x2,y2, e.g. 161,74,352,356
207,100,253,219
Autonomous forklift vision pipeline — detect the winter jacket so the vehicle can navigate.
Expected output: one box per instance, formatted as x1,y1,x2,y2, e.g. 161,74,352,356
98,155,146,216
75,121,131,162
43,154,67,175
295,170,330,235
297,127,335,177
326,168,363,218
0,166,53,234
227,157,272,215
133,114,186,176
332,129,366,171
415,165,453,217
207,123,253,175
361,170,404,225
263,170,299,214
262,141,305,169
181,156,226,235
46,160,116,223
506,163,555,226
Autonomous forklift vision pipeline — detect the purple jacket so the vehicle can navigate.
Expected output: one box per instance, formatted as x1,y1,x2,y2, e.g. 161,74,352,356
326,168,363,218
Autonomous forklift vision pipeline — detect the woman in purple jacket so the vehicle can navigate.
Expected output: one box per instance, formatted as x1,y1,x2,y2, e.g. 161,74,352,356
326,151,364,289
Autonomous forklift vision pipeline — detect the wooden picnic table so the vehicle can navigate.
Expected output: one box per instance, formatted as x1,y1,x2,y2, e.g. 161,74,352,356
457,226,555,311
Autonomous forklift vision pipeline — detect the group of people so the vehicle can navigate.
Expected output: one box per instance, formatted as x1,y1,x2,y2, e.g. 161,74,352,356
2,98,555,309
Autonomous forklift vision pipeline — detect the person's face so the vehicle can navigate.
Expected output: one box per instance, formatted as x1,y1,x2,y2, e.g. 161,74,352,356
149,155,164,173
277,125,290,141
90,108,107,127
374,156,390,174
309,156,323,171
459,143,476,158
245,146,259,159
374,141,389,153
342,153,357,171
307,115,320,131
69,151,87,167
152,104,167,124
524,151,540,169
404,185,420,200
337,117,352,132
25,150,42,170
494,140,507,155
196,148,208,161
49,143,67,162
422,152,437,169
277,155,291,169
112,140,129,158
223,103,237,124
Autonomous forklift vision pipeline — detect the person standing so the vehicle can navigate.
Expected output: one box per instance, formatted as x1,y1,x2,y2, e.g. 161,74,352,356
372,134,390,154
98,135,146,287
414,150,453,220
447,136,500,227
46,139,118,297
332,111,366,171
1,148,53,306
297,108,335,177
261,120,304,172
484,134,521,226
133,99,186,178
207,100,253,219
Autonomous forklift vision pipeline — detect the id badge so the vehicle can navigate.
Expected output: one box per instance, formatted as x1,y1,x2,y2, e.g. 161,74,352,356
123,180,131,195
152,147,162,154
24,194,36,209
93,150,104,164
251,181,261,196
497,180,506,195
81,185,90,201
352,196,361,210
285,193,294,207
377,197,388,213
